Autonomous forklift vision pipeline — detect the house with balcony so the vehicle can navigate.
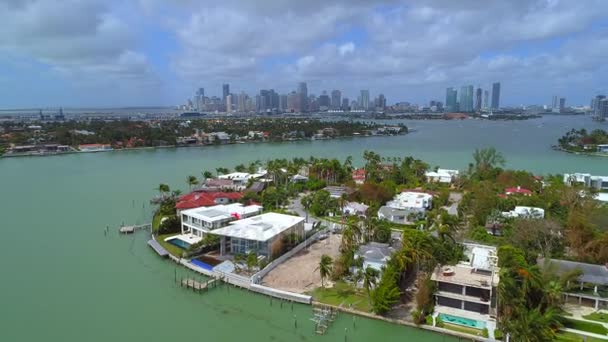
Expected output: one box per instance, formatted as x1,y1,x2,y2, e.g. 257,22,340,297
540,258,608,311
502,206,545,219
431,243,499,332
178,203,263,245
378,191,433,224
210,212,305,259
564,173,608,191
425,168,460,184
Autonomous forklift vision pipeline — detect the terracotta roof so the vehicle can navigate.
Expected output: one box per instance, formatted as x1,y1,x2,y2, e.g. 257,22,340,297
505,187,533,195
176,191,243,210
352,168,366,180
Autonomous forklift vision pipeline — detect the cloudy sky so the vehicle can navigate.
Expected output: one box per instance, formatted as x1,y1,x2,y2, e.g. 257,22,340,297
1,0,607,108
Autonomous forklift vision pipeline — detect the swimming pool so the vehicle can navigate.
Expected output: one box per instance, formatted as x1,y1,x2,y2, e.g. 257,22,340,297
167,238,191,249
439,313,486,329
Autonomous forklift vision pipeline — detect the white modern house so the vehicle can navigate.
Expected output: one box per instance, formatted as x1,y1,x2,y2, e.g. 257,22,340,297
564,173,608,191
378,191,433,224
502,206,545,219
210,212,305,259
179,203,263,241
431,243,499,332
425,168,460,183
218,170,267,186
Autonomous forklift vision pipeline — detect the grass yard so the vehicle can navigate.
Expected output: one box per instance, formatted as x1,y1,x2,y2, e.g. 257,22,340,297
563,318,608,335
310,281,372,312
583,312,608,324
556,331,607,342
441,323,482,337
156,233,185,258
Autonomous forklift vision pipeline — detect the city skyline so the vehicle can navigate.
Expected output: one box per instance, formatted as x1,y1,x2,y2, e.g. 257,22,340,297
1,0,607,108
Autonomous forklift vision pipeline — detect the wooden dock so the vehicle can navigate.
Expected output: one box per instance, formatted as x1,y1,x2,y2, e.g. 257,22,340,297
181,278,219,292
147,239,169,257
119,223,151,234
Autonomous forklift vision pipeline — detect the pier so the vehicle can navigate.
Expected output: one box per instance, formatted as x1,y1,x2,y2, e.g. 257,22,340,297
311,305,338,335
147,239,169,257
180,278,219,292
119,223,151,234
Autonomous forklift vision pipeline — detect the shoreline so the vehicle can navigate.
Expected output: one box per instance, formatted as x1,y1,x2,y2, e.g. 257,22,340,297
551,145,608,158
151,230,487,341
0,133,404,159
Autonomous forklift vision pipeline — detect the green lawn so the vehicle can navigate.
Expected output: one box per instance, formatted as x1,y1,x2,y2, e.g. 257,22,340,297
563,318,608,335
583,312,608,324
310,281,372,312
156,233,185,258
152,212,168,232
441,323,482,337
556,331,607,342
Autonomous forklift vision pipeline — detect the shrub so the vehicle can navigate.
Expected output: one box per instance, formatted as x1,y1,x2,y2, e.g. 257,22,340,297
494,329,503,340
157,215,180,234
425,314,434,326
481,328,489,338
563,318,608,335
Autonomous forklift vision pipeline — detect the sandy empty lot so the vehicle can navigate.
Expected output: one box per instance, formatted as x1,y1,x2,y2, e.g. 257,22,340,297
261,234,342,293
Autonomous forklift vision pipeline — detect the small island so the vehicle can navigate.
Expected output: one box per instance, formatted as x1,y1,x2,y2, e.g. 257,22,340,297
0,118,406,157
555,128,608,156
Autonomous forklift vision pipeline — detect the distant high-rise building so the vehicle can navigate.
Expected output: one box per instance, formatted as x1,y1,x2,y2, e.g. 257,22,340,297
342,98,349,110
297,82,308,112
559,98,566,113
222,84,230,101
377,94,386,110
598,99,608,120
331,90,342,109
279,94,288,112
195,88,205,111
475,88,482,112
552,96,559,109
318,91,330,109
491,82,501,109
459,85,474,112
592,95,606,116
360,90,370,110
483,90,489,110
237,92,247,112
226,94,233,113
445,87,458,112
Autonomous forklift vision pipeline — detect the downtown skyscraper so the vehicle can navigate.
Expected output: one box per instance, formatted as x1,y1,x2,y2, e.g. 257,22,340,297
360,90,370,110
475,87,482,112
491,82,501,109
459,85,474,112
445,87,458,112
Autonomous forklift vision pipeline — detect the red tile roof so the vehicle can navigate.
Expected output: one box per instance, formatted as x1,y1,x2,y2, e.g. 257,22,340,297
352,168,366,180
175,191,243,210
505,186,533,196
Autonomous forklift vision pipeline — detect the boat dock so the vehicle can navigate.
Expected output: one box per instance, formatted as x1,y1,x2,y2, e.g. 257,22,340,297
147,239,169,257
181,278,219,292
119,223,151,234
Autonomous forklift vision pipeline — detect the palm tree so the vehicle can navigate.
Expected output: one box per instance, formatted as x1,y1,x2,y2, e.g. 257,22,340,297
362,266,379,304
316,254,333,287
301,194,312,223
186,175,198,191
202,170,213,180
157,183,170,197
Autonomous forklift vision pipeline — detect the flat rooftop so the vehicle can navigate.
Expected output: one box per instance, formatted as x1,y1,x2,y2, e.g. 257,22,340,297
211,212,304,242
181,203,262,222
431,263,500,288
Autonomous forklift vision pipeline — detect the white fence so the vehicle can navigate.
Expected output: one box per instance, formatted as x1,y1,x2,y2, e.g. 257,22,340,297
250,284,312,304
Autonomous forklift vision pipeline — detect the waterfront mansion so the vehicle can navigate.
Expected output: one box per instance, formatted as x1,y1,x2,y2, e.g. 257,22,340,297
176,203,305,259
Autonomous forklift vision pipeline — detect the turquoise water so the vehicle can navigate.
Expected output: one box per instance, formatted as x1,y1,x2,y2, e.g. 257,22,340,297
168,237,190,249
439,313,486,329
0,115,604,341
